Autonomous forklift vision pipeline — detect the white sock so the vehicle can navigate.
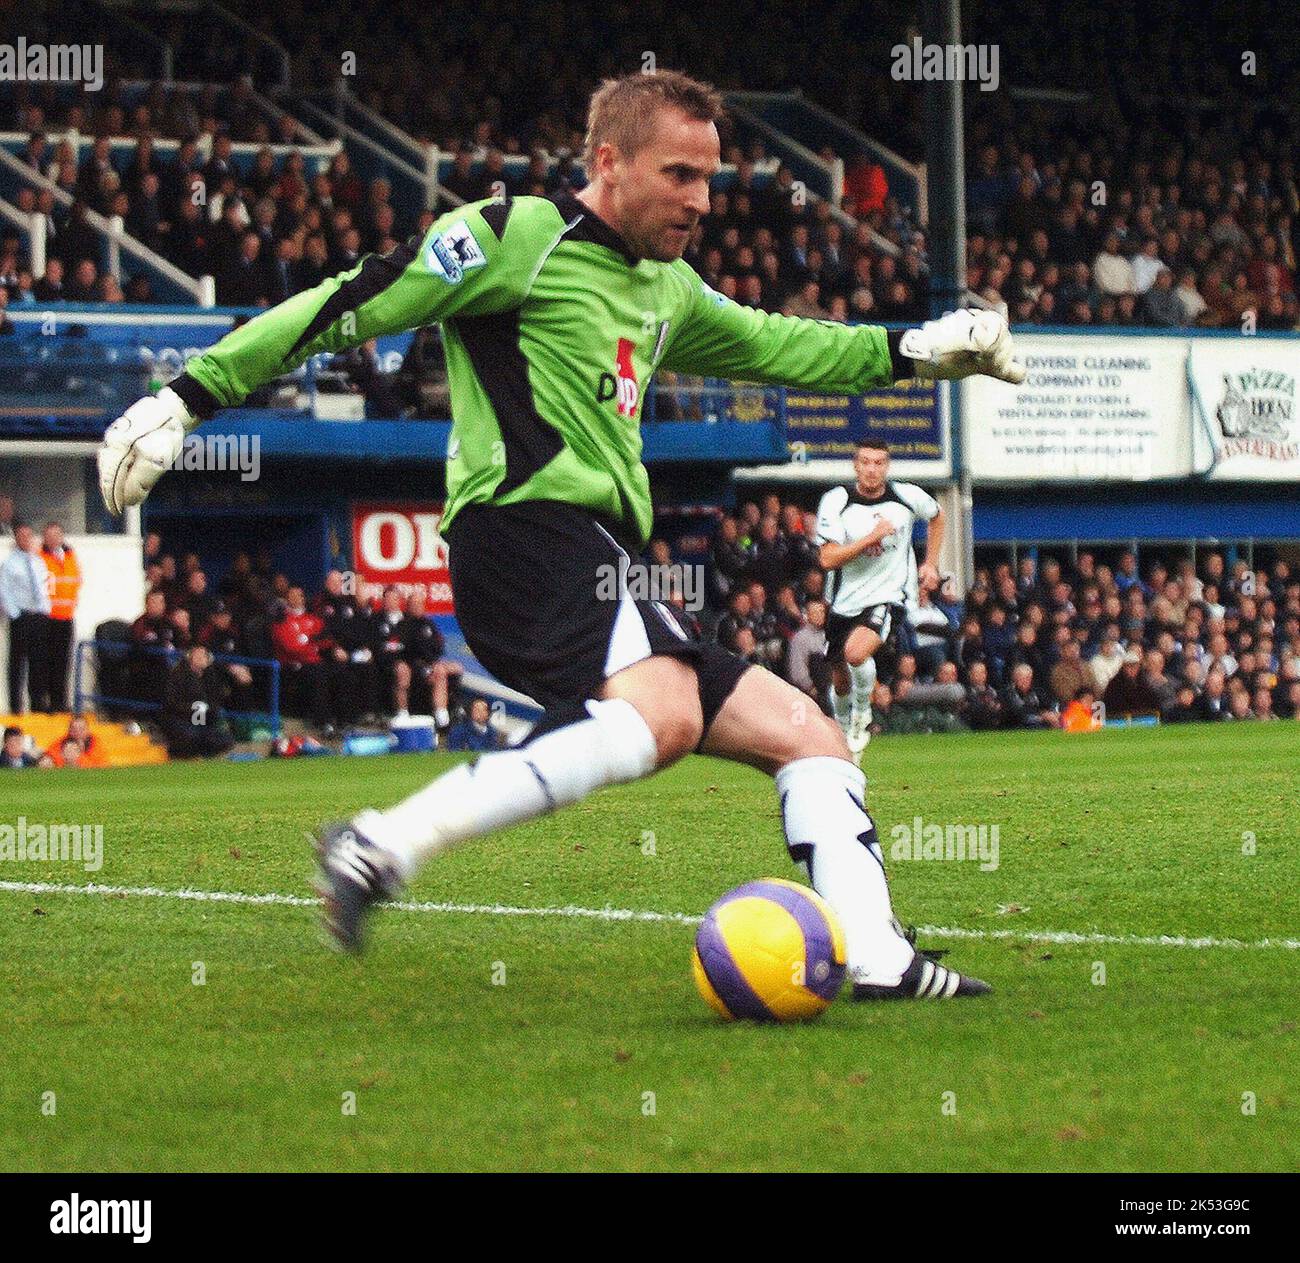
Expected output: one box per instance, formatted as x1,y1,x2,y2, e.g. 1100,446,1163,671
829,681,852,731
775,755,913,985
434,707,451,727
849,657,876,723
358,697,658,881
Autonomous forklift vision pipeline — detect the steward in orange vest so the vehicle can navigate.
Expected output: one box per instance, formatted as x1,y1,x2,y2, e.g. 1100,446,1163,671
40,523,82,712
43,541,82,620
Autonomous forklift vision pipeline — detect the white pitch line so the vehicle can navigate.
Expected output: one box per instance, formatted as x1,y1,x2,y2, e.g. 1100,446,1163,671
911,923,1300,952
1,879,1297,951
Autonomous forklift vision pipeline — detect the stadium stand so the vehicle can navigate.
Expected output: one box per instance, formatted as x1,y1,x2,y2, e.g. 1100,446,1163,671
4,1,1295,335
0,0,1296,757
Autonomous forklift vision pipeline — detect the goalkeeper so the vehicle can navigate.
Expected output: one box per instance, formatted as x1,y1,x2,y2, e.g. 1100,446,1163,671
99,70,1024,1001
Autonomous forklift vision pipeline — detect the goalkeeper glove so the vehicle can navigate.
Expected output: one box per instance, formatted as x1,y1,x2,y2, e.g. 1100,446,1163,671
98,386,197,516
898,309,1027,384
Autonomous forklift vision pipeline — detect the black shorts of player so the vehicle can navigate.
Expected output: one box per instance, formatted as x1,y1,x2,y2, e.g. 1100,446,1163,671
824,602,904,662
444,499,751,739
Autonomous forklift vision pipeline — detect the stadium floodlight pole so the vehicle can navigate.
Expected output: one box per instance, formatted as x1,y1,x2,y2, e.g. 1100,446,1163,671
922,0,975,591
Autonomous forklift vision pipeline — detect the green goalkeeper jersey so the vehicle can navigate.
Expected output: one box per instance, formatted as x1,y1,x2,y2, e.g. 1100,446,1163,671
172,190,905,546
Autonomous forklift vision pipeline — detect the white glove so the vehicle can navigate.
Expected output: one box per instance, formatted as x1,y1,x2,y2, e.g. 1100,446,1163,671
899,309,1027,384
98,386,196,516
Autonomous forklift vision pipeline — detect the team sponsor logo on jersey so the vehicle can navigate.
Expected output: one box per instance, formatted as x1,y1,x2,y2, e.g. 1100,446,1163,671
596,337,640,417
424,220,487,284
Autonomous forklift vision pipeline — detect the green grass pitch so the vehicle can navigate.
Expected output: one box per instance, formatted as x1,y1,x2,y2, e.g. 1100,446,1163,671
1,722,1296,1172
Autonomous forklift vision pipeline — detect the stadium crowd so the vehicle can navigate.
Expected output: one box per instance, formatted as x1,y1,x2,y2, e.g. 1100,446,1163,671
112,533,492,755
701,493,1300,735
5,497,1300,763
5,122,1294,344
2,13,1296,335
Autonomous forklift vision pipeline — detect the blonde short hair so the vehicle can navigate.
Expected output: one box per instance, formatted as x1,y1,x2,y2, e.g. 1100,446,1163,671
582,69,724,174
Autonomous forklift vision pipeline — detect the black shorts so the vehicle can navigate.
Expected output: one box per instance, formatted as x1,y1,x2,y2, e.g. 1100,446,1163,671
825,602,904,661
445,500,751,733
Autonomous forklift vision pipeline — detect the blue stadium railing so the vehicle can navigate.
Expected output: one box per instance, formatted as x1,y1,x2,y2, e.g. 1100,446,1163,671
73,640,282,738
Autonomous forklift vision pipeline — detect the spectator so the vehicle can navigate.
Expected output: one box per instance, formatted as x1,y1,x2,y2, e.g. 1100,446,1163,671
314,570,374,721
962,660,1003,730
715,588,756,653
1175,269,1209,323
1163,684,1202,724
1226,689,1255,721
785,598,828,698
1143,649,1178,712
747,514,791,594
181,569,217,629
1141,268,1183,325
781,504,819,580
1252,685,1277,721
1000,662,1060,729
39,521,82,713
197,602,255,711
1061,687,1103,732
130,587,180,704
1048,638,1095,706
160,644,235,758
272,586,343,732
1093,233,1134,295
1102,648,1160,718
371,585,414,718
1,523,52,713
982,604,1016,684
1,724,39,768
218,232,271,306
1131,238,1167,294
399,588,462,727
445,697,506,753
66,258,100,302
47,715,107,767
1007,621,1047,682
908,583,956,676
710,516,752,603
746,581,785,667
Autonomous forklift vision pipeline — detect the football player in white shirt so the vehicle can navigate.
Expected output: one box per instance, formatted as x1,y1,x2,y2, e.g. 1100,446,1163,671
816,439,943,756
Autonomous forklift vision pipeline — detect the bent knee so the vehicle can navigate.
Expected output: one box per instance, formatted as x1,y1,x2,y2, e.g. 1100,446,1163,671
791,708,851,762
648,703,704,764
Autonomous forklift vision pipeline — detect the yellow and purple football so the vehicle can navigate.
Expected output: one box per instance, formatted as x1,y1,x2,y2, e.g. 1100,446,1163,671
692,878,847,1021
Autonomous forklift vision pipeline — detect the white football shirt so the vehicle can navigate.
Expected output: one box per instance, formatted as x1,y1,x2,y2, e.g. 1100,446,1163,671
815,480,939,616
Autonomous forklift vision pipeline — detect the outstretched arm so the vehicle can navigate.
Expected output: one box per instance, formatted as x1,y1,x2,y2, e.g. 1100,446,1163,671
661,268,1026,394
99,201,540,515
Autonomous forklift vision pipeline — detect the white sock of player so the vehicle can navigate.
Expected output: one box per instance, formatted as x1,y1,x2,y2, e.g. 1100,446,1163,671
829,680,853,732
356,697,658,881
775,755,913,985
434,706,451,728
849,656,876,724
